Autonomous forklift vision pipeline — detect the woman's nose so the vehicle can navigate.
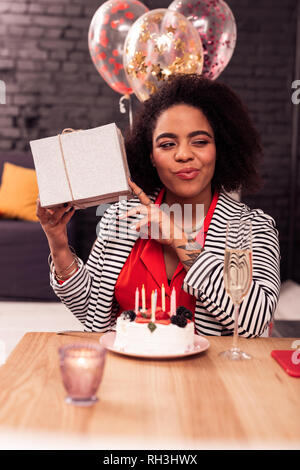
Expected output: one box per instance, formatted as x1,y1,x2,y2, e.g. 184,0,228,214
174,143,194,161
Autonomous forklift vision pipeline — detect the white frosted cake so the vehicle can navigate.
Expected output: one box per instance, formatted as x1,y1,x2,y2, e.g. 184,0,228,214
113,307,195,355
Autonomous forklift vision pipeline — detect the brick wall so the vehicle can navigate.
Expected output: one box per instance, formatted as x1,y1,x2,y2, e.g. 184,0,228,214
0,0,129,148
0,0,299,281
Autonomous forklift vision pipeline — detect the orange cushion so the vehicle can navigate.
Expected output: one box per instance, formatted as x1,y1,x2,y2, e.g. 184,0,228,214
0,162,39,222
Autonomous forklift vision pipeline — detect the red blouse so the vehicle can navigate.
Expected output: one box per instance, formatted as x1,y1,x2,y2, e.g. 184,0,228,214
115,188,219,317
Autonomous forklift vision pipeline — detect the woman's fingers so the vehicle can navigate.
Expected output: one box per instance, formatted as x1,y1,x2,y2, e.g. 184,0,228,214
119,179,154,221
129,212,149,231
36,199,73,226
130,209,164,237
36,198,50,223
123,179,174,244
49,204,72,225
120,182,153,219
61,206,75,224
127,178,152,207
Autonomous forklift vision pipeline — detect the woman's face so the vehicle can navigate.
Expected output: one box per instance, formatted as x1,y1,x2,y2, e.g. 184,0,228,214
151,104,216,200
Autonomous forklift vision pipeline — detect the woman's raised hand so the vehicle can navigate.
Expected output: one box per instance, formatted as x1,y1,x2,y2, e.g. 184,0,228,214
120,178,184,247
36,199,75,250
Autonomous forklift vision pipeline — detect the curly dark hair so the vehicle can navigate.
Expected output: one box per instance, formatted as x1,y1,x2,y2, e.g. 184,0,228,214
125,74,262,195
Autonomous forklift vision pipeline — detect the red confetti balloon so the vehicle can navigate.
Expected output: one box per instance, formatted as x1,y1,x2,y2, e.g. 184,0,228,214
88,0,149,95
168,0,237,79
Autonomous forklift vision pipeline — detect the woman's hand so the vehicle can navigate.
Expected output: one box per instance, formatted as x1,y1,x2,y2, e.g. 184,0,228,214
121,179,204,271
36,199,75,251
120,179,185,248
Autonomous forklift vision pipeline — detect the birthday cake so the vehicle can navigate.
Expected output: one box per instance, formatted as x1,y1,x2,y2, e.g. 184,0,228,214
113,306,195,355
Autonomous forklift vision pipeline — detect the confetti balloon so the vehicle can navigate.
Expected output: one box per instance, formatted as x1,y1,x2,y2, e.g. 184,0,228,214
123,9,204,102
88,0,149,95
168,0,237,79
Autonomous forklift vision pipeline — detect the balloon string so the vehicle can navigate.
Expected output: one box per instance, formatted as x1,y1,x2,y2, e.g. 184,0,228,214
119,94,133,130
128,95,133,130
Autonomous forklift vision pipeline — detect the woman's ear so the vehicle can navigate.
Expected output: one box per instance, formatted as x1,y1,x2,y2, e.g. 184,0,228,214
150,155,156,167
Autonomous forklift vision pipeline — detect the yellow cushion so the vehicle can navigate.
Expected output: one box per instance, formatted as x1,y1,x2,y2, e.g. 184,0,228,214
0,162,39,222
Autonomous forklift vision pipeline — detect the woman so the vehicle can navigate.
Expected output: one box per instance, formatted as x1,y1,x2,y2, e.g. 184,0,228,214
37,74,280,336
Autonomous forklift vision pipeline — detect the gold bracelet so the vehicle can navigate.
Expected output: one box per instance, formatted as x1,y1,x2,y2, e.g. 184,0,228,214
56,256,77,276
48,246,79,280
55,263,79,281
50,258,79,281
55,259,78,278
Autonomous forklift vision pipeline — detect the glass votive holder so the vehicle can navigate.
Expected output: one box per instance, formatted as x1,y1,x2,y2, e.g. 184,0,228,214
59,343,106,406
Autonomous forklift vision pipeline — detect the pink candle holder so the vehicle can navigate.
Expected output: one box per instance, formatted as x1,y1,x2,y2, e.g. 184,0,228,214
59,343,106,406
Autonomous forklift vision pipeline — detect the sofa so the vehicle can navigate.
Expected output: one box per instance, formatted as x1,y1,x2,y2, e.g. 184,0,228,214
0,152,102,301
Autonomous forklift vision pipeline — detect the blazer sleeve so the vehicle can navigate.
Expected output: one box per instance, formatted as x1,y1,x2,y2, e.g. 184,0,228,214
49,208,112,327
182,211,281,337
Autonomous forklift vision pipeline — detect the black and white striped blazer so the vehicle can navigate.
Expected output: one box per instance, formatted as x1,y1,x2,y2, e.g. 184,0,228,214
50,190,281,337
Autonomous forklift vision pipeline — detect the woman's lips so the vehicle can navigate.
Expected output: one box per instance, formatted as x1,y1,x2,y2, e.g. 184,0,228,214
175,169,200,180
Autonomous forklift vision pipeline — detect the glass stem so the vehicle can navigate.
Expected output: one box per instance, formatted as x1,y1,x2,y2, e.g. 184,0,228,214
232,303,239,350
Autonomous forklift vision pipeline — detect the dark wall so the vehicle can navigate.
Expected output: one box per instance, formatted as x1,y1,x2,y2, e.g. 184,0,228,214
0,0,299,280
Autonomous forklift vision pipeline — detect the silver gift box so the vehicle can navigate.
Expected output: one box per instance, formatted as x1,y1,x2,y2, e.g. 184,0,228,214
30,123,131,209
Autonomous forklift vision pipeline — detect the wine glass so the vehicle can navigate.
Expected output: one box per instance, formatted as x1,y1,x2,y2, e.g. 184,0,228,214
219,219,252,360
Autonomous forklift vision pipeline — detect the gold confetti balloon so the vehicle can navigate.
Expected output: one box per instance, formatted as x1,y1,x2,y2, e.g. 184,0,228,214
123,8,204,101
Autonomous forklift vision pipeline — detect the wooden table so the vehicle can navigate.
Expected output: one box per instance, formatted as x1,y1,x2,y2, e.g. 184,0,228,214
0,332,299,449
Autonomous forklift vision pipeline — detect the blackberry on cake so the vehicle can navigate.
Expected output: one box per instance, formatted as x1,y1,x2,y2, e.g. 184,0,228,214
171,314,188,328
176,306,193,321
121,310,136,321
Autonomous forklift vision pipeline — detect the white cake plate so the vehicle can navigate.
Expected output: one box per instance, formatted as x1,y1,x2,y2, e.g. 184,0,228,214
99,331,210,360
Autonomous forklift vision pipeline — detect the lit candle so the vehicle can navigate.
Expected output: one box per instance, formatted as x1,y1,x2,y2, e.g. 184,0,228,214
135,287,139,315
141,284,146,312
151,290,157,322
170,287,176,316
59,344,106,406
161,283,165,312
151,290,155,321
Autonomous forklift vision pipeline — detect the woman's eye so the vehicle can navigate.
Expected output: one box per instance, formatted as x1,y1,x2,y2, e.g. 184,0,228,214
158,140,209,148
159,142,175,148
